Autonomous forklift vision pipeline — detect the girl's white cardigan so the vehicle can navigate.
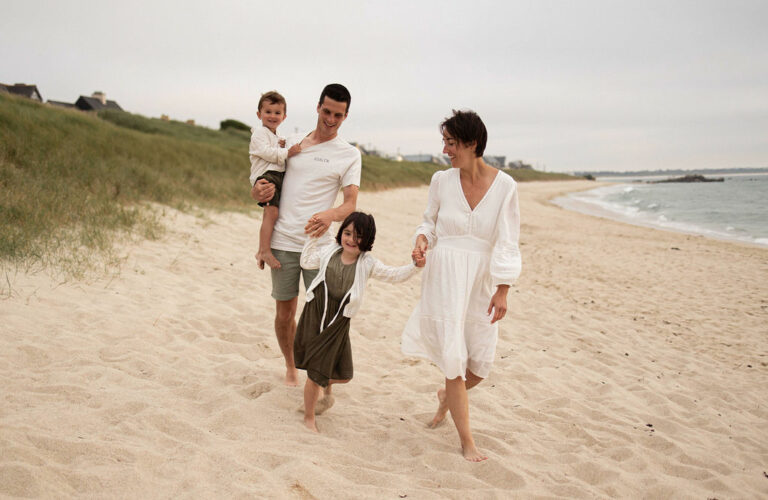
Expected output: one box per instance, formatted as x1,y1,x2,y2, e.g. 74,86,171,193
300,236,420,321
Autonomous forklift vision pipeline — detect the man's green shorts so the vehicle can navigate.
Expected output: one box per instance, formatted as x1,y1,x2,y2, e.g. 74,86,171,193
270,249,319,301
256,170,285,208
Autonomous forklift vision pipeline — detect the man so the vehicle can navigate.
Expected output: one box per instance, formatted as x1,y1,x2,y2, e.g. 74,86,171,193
252,83,361,386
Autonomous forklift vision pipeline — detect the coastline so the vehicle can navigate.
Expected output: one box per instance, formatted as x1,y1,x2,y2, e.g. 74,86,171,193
1,181,766,498
552,179,768,249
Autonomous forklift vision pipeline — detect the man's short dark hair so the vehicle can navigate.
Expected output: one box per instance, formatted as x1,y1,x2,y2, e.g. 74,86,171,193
336,212,376,252
319,83,351,114
440,109,488,157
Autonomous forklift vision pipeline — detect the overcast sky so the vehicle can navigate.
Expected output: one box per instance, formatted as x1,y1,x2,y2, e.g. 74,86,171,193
2,0,766,172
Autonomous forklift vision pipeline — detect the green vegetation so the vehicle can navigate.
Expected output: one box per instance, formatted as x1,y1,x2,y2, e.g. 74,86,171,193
360,155,440,190
1,94,250,273
219,118,251,132
502,168,575,182
0,93,576,273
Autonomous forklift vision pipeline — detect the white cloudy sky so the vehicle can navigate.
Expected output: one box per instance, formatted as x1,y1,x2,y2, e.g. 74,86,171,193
2,0,766,172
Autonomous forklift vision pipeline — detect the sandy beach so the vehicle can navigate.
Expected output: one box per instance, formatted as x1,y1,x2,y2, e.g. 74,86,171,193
1,180,767,498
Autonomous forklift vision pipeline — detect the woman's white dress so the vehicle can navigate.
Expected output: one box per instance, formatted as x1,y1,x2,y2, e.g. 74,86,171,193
401,168,521,379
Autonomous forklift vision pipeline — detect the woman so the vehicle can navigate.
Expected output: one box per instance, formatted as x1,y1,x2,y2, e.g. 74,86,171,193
402,110,522,462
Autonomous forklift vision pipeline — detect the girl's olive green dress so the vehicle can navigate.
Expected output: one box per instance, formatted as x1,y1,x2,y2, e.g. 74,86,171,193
294,250,356,387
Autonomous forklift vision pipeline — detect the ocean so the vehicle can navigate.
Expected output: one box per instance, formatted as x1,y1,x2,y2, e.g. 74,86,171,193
552,173,768,248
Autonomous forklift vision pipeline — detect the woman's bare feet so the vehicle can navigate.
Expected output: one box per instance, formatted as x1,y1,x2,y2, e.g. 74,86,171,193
427,388,448,428
462,443,488,462
256,250,281,270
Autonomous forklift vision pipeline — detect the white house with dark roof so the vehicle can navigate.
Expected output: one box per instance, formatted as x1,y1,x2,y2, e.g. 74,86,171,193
0,83,43,101
75,91,123,111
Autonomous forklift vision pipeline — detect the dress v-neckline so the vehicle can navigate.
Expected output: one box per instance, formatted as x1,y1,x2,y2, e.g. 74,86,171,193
455,169,500,213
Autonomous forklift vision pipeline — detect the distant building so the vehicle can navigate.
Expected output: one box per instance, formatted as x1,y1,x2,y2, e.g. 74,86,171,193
47,100,76,109
186,119,195,125
0,83,43,101
75,91,123,111
403,154,435,163
507,160,532,170
483,155,506,168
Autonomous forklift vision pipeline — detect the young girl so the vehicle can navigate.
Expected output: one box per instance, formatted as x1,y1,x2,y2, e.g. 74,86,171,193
294,212,423,432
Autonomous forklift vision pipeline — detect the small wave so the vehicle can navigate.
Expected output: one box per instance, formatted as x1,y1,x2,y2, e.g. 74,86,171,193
657,215,668,222
754,238,768,246
623,187,634,193
647,203,659,209
726,226,735,231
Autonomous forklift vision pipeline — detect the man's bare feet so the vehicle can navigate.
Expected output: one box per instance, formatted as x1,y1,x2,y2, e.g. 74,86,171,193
462,444,488,462
427,388,448,428
285,367,299,387
256,250,281,269
304,416,319,433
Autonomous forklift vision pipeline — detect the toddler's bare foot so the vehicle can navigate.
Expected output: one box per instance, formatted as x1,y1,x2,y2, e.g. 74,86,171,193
462,444,488,462
314,395,335,415
257,250,281,269
304,416,319,433
285,368,299,387
427,388,448,428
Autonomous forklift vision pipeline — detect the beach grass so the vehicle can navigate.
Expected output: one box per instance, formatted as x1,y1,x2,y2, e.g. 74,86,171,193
1,93,578,273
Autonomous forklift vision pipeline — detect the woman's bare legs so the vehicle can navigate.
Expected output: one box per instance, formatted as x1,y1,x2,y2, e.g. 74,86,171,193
428,370,483,428
445,373,488,462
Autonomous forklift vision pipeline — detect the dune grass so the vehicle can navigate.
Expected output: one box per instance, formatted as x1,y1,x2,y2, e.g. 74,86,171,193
0,94,250,274
1,93,576,274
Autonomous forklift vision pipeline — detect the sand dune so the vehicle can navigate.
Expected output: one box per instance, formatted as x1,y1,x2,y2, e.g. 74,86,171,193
2,180,766,498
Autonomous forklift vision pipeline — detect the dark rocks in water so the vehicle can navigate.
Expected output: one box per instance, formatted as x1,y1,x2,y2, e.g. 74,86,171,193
651,174,724,183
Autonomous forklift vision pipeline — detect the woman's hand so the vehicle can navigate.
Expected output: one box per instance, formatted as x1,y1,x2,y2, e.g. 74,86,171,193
487,285,510,324
412,234,428,266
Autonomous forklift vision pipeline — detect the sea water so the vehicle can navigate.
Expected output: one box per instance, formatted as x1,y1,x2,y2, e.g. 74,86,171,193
552,174,768,248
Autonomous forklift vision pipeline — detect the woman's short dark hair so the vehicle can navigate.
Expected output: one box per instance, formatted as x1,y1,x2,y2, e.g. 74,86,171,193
336,212,376,252
440,109,487,157
319,83,351,113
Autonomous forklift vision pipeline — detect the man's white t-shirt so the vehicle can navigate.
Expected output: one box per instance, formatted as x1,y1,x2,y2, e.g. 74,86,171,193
270,134,362,252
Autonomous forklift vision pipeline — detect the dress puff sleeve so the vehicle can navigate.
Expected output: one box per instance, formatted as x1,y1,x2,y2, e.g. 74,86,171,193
414,170,441,247
490,182,522,288
368,256,420,284
300,235,337,270
249,127,288,167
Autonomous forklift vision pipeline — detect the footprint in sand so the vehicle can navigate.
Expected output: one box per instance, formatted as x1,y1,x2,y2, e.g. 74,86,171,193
242,381,274,399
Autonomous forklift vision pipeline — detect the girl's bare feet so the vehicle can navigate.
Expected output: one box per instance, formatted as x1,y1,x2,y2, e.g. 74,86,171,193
427,388,448,428
256,250,281,269
304,415,319,433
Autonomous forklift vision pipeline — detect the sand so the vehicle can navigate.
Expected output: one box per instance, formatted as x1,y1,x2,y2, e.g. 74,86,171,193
1,180,767,498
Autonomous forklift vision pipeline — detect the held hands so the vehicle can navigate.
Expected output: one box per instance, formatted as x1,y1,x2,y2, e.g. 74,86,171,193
487,285,510,324
304,210,333,237
412,234,428,267
251,178,275,203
